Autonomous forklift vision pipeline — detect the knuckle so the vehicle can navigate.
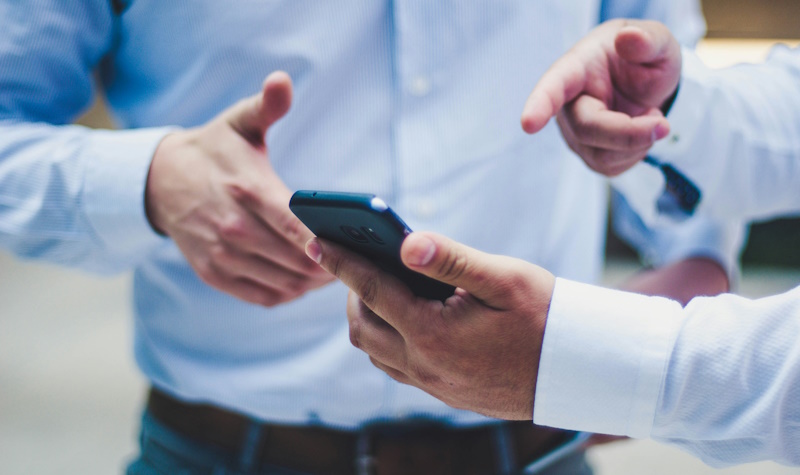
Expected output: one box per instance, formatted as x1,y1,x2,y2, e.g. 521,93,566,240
217,215,248,242
195,261,221,287
208,244,231,267
256,292,282,308
278,212,306,242
570,111,593,139
624,131,639,149
226,182,261,206
437,249,468,282
571,117,590,138
283,275,310,298
327,253,344,279
358,277,380,309
585,150,615,176
623,129,648,150
349,318,364,349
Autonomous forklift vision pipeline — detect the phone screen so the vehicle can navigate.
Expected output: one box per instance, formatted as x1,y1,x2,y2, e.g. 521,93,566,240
290,191,455,301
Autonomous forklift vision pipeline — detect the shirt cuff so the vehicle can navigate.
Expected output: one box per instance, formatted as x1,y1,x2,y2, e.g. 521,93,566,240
83,127,174,259
533,278,685,438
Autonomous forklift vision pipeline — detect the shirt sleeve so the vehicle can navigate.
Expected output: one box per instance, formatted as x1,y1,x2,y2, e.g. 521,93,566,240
610,191,746,280
535,278,800,467
0,1,171,274
613,46,800,224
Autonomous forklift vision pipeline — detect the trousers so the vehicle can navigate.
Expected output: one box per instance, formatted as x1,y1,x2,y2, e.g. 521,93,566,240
126,409,594,475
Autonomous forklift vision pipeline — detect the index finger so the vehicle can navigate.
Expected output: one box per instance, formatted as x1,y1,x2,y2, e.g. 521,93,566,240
232,177,316,250
307,237,423,333
521,52,588,134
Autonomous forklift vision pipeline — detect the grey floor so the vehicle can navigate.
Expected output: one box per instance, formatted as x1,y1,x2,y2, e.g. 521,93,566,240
1,252,798,475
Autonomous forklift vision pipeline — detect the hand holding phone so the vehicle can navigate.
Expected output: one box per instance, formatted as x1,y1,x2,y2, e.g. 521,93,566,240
290,191,455,301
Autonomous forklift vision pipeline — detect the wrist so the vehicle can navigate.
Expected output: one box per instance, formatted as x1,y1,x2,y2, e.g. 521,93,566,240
145,132,184,236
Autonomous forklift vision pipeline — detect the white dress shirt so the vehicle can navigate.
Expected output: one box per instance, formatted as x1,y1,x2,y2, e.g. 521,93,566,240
536,45,800,467
0,0,737,429
537,279,800,467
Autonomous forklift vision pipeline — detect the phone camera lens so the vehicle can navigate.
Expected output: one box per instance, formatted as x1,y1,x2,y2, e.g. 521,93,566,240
361,227,384,244
341,226,369,243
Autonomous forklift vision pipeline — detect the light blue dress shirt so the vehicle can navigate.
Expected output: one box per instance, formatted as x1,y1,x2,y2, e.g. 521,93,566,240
0,0,735,428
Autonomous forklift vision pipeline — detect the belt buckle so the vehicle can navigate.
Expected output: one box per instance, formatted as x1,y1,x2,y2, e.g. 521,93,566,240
355,429,376,475
353,419,447,475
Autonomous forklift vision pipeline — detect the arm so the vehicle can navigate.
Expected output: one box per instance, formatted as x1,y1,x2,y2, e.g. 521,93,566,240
0,0,167,272
537,279,800,467
0,2,331,304
562,4,741,308
610,191,743,304
310,232,800,467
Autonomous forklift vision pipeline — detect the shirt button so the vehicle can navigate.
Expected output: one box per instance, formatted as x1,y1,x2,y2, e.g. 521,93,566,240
669,134,680,144
415,200,436,219
408,76,432,97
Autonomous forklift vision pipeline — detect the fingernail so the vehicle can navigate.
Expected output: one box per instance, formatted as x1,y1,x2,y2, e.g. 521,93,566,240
305,239,322,264
654,123,670,141
406,235,436,267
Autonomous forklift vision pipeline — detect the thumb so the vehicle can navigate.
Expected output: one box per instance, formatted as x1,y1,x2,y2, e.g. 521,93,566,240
401,232,521,307
614,21,682,109
615,20,679,66
226,70,293,146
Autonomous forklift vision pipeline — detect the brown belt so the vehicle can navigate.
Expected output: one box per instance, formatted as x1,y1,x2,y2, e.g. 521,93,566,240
146,387,578,475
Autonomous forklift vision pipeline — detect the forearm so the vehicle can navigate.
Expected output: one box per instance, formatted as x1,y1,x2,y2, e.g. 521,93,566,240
536,281,800,467
620,256,728,305
610,190,745,303
0,121,170,273
652,287,800,467
0,1,172,272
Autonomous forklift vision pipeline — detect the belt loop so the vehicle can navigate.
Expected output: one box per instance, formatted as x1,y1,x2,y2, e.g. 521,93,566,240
238,420,263,473
355,429,376,475
491,423,517,475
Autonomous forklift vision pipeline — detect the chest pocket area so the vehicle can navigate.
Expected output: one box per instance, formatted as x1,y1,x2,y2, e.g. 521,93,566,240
391,0,602,177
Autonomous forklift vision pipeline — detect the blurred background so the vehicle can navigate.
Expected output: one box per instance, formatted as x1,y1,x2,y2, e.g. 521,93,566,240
1,1,799,474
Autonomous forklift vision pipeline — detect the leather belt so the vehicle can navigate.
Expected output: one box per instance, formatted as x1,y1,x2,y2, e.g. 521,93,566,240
146,387,577,475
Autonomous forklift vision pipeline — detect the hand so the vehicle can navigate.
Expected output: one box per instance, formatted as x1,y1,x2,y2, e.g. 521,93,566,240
521,19,682,176
621,257,729,306
306,232,556,420
145,71,334,307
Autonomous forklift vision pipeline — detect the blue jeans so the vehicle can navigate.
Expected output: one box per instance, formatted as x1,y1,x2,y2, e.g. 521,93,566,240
126,410,593,475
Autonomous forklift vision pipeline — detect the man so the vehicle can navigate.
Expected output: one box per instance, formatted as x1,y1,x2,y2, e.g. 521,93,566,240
310,19,800,468
0,2,739,474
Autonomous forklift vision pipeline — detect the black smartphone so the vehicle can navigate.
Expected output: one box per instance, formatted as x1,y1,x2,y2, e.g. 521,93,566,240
289,190,455,301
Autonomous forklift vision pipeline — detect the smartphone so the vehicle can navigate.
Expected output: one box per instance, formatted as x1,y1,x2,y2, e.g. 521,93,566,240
289,191,455,301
